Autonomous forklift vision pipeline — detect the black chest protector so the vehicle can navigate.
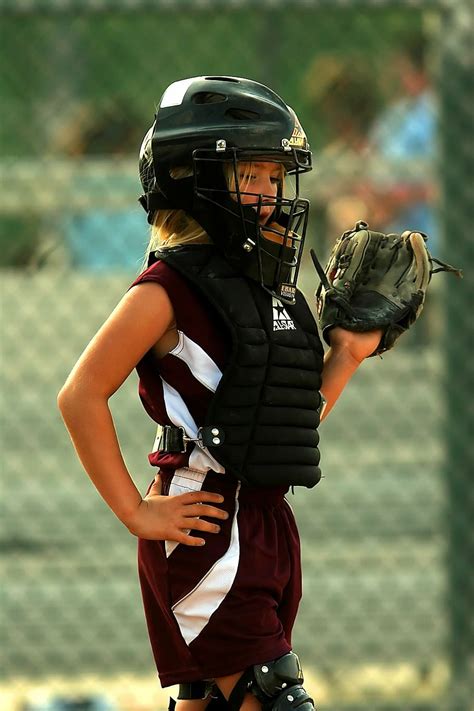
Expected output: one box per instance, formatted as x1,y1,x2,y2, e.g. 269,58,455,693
155,245,325,489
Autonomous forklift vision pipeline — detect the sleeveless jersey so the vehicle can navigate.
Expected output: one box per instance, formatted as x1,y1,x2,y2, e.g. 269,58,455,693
131,260,231,474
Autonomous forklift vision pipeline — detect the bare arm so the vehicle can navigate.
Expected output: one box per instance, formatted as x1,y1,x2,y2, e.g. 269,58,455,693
319,327,382,421
58,282,227,543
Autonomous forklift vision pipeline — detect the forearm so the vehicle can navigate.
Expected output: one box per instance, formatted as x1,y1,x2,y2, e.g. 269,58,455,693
319,344,361,421
58,387,142,525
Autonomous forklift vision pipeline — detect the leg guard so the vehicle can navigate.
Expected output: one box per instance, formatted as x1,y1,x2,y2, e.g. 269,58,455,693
252,652,316,711
227,652,316,711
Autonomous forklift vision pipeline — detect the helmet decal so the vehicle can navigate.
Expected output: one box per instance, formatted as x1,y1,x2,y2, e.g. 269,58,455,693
160,77,205,108
288,108,308,149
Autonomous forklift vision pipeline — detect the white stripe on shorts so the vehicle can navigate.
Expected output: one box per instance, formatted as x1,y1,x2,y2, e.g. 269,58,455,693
171,483,241,644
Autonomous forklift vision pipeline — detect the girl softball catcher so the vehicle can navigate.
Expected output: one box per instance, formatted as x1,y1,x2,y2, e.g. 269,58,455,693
59,76,392,711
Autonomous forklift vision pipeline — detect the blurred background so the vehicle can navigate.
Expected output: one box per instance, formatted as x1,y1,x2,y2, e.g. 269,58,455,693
1,1,472,710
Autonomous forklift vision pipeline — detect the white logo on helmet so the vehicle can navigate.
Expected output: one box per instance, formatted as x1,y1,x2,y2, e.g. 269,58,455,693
160,77,206,108
287,107,307,149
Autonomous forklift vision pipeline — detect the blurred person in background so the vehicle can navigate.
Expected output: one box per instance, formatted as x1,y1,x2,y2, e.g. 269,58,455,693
58,76,383,711
54,100,148,271
366,32,438,244
303,54,381,257
364,32,440,344
305,37,439,344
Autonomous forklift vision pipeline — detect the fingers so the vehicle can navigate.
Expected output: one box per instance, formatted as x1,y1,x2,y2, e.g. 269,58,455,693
178,492,229,519
173,516,223,547
175,531,206,547
409,231,431,292
173,517,223,546
142,488,230,546
179,490,225,505
179,493,230,543
190,518,222,534
183,503,229,520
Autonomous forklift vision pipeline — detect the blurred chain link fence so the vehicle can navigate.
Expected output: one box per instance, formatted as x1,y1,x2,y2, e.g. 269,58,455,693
1,1,472,710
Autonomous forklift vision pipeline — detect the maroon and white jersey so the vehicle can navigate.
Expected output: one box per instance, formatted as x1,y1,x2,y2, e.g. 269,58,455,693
132,259,301,685
132,258,231,476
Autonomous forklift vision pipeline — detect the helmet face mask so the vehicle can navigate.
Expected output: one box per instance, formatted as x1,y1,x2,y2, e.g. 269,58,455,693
192,149,309,303
138,76,313,303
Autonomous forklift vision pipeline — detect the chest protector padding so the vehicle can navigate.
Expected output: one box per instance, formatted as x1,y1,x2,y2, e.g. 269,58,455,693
156,245,324,488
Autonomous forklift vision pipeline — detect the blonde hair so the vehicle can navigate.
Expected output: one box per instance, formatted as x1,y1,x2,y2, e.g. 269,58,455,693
143,167,210,268
143,161,286,266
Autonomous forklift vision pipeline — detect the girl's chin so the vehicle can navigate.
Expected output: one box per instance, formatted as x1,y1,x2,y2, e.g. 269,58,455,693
261,222,286,243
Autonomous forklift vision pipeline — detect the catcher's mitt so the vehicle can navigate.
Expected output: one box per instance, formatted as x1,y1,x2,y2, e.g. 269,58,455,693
311,220,462,356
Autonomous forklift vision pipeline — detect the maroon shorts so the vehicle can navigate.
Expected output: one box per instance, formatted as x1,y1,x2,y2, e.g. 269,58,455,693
137,469,302,687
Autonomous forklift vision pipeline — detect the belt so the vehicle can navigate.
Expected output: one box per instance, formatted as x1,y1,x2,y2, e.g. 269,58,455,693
157,424,225,453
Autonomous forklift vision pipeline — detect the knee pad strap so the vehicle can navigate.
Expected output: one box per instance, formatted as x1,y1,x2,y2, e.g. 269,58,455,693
227,669,254,711
270,684,315,711
178,681,214,700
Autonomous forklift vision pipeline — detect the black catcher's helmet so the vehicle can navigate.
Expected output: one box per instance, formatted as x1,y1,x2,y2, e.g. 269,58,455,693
138,75,313,303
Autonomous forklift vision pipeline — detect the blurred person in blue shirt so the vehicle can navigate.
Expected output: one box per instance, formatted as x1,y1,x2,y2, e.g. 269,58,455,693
366,33,439,252
364,33,442,345
56,101,148,271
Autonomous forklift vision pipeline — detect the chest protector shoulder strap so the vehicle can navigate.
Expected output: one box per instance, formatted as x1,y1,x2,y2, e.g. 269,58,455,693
156,245,324,488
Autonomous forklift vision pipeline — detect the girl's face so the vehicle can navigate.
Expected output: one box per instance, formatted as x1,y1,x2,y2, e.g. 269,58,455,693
233,161,284,225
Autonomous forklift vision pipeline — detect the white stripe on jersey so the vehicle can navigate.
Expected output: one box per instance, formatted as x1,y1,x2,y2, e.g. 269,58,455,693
162,379,197,438
169,331,223,392
188,445,225,474
171,483,241,644
160,333,226,557
161,378,224,474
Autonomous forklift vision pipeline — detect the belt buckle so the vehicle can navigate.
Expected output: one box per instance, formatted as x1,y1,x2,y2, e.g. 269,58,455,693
159,425,187,453
177,425,187,453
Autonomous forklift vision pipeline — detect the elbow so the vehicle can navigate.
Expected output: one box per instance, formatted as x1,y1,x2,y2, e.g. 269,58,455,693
57,382,75,418
57,377,109,419
57,376,86,418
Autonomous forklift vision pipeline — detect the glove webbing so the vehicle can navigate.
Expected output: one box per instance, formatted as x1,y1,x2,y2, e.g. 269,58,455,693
430,257,463,277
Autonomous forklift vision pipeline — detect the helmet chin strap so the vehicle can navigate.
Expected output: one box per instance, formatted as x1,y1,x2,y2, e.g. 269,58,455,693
242,236,296,291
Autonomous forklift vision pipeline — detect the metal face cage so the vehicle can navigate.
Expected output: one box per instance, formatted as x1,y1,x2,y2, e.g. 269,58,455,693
192,147,311,304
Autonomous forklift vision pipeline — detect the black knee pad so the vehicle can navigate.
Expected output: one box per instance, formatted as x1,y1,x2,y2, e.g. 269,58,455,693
251,652,316,711
267,684,315,711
